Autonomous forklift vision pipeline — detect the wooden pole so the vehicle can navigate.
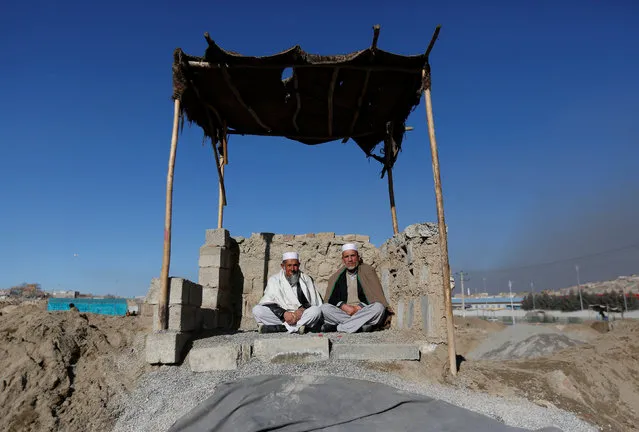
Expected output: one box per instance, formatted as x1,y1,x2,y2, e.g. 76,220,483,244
384,136,399,235
217,127,228,229
158,98,181,331
423,68,457,376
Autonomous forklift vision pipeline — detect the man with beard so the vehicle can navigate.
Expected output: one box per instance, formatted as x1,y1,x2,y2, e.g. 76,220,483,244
321,243,390,333
252,251,323,334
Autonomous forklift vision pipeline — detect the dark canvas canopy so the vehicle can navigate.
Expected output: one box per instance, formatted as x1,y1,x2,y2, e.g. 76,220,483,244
171,30,434,171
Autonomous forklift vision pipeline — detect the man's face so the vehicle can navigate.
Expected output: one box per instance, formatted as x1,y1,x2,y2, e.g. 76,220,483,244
342,250,359,271
281,259,300,277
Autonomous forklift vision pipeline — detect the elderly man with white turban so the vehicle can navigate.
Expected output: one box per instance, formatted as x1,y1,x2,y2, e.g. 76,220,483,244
252,251,323,334
321,243,390,333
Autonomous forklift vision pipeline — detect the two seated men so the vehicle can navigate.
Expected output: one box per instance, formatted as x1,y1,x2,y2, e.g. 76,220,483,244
252,243,390,334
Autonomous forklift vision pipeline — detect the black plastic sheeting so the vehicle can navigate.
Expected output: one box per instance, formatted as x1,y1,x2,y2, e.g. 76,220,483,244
168,375,563,432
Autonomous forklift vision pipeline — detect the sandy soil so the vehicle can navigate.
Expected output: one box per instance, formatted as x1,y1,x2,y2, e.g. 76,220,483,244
0,302,150,432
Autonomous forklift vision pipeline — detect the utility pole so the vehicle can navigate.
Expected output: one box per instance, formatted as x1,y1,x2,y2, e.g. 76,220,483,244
456,271,470,318
530,281,536,310
623,283,629,313
483,277,487,294
508,280,516,325
575,265,584,311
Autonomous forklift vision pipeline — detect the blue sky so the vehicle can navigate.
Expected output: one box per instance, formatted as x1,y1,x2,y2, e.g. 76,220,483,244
2,1,638,296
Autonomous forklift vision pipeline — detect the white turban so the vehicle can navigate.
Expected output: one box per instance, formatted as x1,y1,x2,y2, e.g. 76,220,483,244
341,243,358,252
282,251,299,261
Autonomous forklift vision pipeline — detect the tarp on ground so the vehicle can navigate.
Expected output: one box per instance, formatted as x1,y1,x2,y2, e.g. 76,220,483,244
47,298,128,316
168,375,562,432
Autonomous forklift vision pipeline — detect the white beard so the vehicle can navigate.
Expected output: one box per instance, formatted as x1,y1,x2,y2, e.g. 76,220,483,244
286,273,300,287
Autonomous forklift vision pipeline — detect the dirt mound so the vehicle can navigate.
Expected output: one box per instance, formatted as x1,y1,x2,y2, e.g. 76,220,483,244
476,333,584,360
0,303,150,432
459,320,639,431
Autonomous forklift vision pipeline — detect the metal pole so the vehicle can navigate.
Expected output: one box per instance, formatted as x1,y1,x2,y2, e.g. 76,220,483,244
575,265,584,311
423,67,457,376
508,280,515,325
623,284,629,313
530,281,536,310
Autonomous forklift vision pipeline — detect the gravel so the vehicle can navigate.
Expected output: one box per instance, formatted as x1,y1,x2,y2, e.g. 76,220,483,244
113,332,597,432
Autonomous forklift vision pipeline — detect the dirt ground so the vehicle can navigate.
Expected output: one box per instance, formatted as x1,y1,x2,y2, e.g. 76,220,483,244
2,302,638,431
373,317,639,432
0,302,151,432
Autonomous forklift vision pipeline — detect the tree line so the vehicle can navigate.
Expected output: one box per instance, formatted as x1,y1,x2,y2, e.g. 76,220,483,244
521,290,639,311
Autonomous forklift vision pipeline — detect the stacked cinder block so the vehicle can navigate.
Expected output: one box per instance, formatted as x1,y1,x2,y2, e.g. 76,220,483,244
198,228,235,329
145,277,203,364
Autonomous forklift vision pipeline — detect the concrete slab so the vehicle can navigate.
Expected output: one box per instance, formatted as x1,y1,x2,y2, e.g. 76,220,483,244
145,331,190,364
189,345,240,372
253,337,329,363
331,344,420,361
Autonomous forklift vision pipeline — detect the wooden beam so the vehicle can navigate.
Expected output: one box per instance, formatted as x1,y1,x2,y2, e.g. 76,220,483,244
371,24,381,50
425,25,442,59
227,129,376,141
158,98,181,331
220,66,271,131
342,70,371,143
217,133,226,229
384,133,399,235
422,67,457,376
327,68,339,137
292,71,301,132
187,61,423,74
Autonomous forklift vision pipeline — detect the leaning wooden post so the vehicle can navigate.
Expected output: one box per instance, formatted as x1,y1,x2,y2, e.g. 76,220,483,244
384,136,400,235
217,126,228,229
423,66,457,376
158,98,181,330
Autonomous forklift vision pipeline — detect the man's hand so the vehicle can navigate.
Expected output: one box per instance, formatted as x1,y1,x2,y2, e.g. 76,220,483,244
294,308,305,321
283,311,298,325
340,304,361,316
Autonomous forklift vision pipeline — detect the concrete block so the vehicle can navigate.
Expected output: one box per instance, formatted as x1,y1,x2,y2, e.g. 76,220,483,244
240,343,252,363
199,267,231,288
407,300,414,328
397,300,405,329
202,287,219,308
154,304,199,332
253,337,329,363
342,234,357,241
145,331,190,364
198,308,218,329
332,344,420,361
420,296,429,331
146,278,160,305
199,245,231,268
416,341,438,355
205,228,230,247
189,283,202,307
189,345,240,372
355,234,370,242
168,278,189,305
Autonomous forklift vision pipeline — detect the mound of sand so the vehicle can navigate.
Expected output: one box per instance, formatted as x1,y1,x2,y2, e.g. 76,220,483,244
0,303,149,432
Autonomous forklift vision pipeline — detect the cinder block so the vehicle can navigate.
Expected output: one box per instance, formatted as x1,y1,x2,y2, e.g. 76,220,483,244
205,228,230,247
198,308,218,329
189,345,240,372
146,278,160,305
331,344,420,361
199,267,231,288
168,278,190,305
145,331,190,364
153,304,199,332
253,337,329,363
201,287,219,308
199,245,231,268
189,283,202,307
355,235,370,242
342,234,357,241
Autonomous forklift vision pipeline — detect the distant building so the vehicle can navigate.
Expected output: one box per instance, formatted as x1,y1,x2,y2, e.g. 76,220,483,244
452,296,524,310
52,290,79,299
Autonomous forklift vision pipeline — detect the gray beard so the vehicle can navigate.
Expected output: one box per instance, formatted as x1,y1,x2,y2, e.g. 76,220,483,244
286,273,300,287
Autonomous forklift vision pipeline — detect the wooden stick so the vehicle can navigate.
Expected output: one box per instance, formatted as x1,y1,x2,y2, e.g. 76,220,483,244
158,98,181,331
371,25,381,50
384,132,399,235
327,68,339,137
217,126,228,229
423,68,457,376
425,25,442,58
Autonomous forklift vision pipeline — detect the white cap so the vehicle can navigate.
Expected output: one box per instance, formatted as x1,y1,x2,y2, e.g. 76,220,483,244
282,251,299,261
341,243,358,252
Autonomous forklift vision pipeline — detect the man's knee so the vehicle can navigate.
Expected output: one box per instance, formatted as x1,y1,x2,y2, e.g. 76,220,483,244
305,305,322,319
252,304,267,319
320,303,336,313
370,302,385,315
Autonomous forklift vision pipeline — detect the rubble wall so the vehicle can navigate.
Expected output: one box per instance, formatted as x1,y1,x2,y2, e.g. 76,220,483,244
217,223,447,342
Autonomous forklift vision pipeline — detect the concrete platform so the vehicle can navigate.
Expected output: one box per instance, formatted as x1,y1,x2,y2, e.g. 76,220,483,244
253,337,329,363
331,343,420,361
